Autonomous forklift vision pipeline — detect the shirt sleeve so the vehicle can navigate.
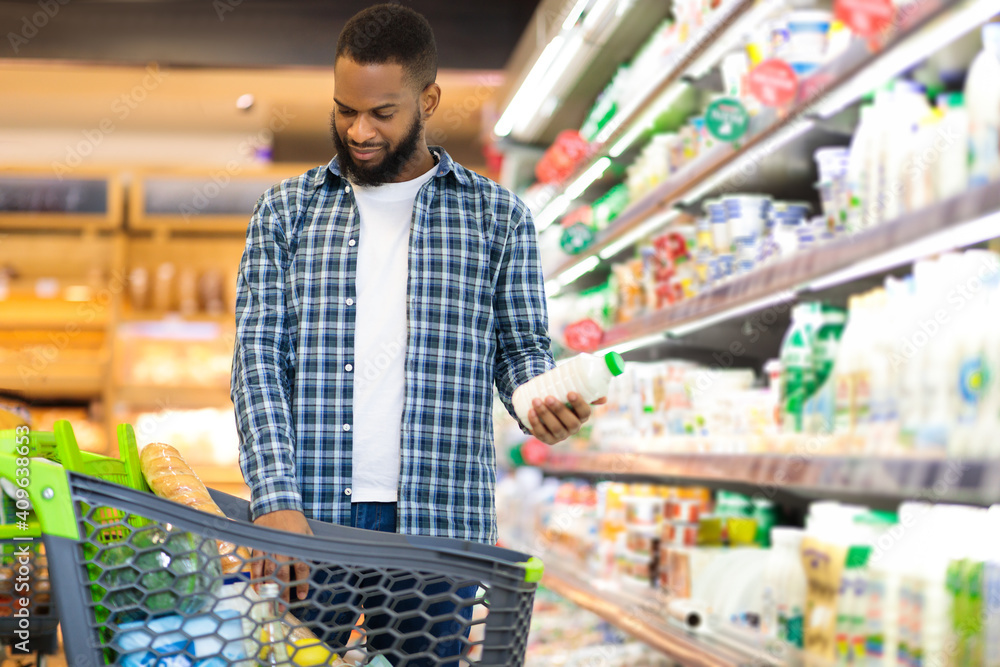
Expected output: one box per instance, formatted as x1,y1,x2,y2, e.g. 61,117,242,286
493,201,556,432
231,192,304,520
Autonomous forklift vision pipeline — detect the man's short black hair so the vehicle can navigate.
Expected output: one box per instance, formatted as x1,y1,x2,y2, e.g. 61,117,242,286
336,4,438,91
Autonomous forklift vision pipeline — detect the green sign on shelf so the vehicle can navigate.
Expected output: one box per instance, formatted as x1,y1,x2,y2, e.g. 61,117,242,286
560,222,595,255
705,98,750,143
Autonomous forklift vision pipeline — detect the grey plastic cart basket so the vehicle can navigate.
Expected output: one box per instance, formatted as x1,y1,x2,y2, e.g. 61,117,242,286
0,535,59,660
15,460,543,667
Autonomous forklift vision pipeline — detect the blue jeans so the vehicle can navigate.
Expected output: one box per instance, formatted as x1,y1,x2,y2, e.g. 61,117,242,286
291,502,477,667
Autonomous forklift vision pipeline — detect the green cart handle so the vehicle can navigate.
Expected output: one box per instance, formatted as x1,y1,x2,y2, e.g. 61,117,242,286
0,454,78,541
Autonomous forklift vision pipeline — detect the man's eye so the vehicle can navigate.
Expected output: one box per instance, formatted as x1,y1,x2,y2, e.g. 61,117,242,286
375,113,394,120
338,108,354,116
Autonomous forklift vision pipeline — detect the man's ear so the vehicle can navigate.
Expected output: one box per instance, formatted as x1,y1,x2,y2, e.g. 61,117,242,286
421,82,442,120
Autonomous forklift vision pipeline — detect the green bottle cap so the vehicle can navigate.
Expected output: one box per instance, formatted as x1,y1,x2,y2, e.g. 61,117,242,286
604,351,626,376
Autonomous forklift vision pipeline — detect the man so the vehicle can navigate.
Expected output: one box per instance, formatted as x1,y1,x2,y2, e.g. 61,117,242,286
231,4,601,663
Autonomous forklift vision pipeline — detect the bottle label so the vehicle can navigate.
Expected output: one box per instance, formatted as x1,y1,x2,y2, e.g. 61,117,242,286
783,609,805,649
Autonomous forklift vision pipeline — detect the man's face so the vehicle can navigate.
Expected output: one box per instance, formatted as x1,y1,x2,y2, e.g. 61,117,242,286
331,58,428,186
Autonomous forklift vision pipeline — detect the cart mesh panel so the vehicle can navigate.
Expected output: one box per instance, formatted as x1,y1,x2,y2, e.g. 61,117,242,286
65,479,536,666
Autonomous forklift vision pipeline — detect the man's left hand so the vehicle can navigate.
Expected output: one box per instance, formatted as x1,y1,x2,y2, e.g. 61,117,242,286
527,393,608,445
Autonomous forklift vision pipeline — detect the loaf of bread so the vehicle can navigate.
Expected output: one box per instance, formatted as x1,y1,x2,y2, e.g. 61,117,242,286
139,442,251,574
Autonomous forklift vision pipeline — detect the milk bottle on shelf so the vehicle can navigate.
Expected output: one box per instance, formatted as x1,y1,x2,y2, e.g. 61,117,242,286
967,24,1000,187
512,352,626,428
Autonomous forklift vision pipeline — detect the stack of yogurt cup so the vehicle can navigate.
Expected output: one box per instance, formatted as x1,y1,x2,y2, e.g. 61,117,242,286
769,200,812,259
725,194,771,277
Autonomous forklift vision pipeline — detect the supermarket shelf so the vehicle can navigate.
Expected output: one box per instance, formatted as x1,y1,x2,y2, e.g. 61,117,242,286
121,309,234,324
0,375,104,401
190,465,245,485
532,0,755,209
115,385,232,409
546,0,979,282
541,450,1000,507
543,562,775,667
0,299,112,331
595,181,1000,351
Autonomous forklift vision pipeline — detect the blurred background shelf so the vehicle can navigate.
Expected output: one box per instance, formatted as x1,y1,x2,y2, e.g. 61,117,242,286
542,450,1000,509
542,562,774,667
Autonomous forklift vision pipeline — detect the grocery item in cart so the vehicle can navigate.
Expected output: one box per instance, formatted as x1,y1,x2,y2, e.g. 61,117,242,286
512,352,626,429
140,442,251,574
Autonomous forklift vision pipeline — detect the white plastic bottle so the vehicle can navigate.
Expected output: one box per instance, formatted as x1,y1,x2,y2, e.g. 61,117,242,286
512,352,625,427
763,527,807,649
966,24,1000,187
846,104,875,233
936,93,971,201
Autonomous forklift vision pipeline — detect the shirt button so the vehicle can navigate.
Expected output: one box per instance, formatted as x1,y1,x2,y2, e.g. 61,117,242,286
343,423,351,431
345,364,353,372
345,488,352,496
346,298,354,306
348,239,356,247
345,185,351,193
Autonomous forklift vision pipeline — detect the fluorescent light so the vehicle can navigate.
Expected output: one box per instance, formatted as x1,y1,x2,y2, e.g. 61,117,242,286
581,0,617,32
545,279,563,296
805,209,1000,292
609,123,647,158
494,35,566,137
535,194,572,232
595,333,668,356
598,209,681,259
813,0,1000,118
519,32,588,136
682,118,814,204
565,157,613,200
562,0,590,30
667,290,797,338
608,83,688,157
559,255,601,286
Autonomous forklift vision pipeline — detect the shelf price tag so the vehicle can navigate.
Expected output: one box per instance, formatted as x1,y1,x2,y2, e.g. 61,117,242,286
705,98,750,143
835,0,895,38
749,59,799,108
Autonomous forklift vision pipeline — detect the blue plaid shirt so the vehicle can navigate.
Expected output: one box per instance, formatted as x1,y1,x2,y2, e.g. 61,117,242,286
231,148,554,544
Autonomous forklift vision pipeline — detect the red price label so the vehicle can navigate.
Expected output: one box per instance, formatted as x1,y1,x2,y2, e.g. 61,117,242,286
563,318,604,353
835,0,895,37
749,59,799,108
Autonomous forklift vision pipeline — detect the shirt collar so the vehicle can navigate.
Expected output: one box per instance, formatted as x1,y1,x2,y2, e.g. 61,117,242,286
321,146,467,188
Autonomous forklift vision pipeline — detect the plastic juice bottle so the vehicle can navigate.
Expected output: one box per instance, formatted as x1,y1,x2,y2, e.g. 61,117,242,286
512,352,626,428
804,304,847,435
863,517,913,667
966,24,1000,188
846,104,875,234
764,527,807,649
984,506,1000,667
903,107,941,213
256,582,291,666
971,271,1000,458
782,303,822,433
936,92,971,201
834,296,860,440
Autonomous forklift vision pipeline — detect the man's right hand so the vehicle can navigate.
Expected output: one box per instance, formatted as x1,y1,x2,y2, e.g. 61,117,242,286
252,509,313,601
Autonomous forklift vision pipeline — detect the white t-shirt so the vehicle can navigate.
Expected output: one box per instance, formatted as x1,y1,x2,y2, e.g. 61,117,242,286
350,164,436,502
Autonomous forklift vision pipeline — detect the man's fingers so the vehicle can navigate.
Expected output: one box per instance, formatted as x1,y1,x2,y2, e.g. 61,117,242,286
294,561,311,600
536,398,571,441
566,393,592,422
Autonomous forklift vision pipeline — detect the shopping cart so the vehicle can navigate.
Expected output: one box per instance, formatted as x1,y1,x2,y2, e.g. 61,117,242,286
0,421,151,662
3,447,543,666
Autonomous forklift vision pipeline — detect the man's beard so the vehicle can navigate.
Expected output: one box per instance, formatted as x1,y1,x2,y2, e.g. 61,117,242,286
330,110,424,186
